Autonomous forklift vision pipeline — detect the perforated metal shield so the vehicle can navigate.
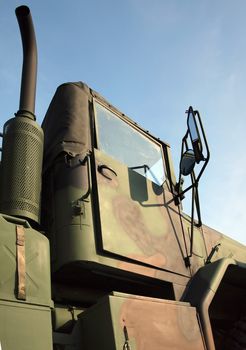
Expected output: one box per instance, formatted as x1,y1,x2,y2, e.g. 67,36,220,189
0,117,43,224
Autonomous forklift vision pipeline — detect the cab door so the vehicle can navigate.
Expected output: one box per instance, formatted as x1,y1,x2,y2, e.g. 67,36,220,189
93,100,190,277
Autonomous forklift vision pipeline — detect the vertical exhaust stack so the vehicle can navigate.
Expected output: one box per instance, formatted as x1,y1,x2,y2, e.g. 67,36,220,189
0,6,44,225
15,5,37,120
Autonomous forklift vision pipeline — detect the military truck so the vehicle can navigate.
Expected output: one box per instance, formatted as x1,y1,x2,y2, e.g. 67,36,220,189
0,5,245,350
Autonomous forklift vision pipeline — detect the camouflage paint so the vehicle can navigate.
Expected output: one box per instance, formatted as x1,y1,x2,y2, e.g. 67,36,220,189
95,148,191,277
80,293,206,350
3,3,246,348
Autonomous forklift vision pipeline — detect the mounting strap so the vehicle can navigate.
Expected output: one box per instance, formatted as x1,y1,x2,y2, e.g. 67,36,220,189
16,225,26,300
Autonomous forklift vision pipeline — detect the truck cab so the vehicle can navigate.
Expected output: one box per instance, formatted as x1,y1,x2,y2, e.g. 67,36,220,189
0,6,246,350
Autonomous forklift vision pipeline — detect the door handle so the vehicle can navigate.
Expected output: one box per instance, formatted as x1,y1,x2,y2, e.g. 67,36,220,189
97,164,117,180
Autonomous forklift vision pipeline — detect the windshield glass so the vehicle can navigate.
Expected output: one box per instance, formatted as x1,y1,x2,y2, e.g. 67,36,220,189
94,101,165,186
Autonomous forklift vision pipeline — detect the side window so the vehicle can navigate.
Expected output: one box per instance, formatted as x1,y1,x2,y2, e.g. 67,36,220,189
94,100,165,186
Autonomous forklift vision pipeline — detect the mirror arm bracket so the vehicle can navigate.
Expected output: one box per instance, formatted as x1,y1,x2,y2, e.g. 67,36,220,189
175,107,210,266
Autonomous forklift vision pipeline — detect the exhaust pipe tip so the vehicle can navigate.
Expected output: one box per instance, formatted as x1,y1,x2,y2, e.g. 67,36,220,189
15,4,37,120
15,5,30,18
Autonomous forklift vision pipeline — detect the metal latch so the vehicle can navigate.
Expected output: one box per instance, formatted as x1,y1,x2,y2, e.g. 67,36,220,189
123,325,131,350
72,200,85,217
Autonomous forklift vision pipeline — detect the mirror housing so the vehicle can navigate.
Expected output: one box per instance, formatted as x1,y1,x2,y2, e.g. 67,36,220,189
187,106,204,163
180,149,196,176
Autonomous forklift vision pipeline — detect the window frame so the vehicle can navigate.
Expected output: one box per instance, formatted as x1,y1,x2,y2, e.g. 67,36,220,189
93,97,168,187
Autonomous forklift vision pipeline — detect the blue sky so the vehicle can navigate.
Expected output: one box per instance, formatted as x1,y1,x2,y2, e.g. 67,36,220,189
1,0,246,244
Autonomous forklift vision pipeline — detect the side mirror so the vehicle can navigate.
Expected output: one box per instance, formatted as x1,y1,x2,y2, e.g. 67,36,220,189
175,106,210,266
187,107,204,163
180,149,196,176
175,106,210,200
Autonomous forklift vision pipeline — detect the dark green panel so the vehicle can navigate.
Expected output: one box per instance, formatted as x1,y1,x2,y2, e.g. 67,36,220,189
0,214,52,306
0,301,52,350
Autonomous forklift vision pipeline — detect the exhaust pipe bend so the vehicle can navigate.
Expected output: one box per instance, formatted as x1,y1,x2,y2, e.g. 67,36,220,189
15,5,37,120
